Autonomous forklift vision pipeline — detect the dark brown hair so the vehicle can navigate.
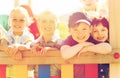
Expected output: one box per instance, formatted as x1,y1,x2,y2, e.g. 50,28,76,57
91,17,109,31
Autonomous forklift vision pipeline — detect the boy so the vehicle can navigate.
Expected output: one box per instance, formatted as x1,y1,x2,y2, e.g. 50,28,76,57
31,10,62,78
60,12,93,78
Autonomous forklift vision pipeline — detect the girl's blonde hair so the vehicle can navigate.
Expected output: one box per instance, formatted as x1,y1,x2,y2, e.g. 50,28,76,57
8,6,32,27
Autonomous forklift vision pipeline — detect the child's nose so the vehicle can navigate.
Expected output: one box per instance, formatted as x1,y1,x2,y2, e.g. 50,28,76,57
98,31,103,36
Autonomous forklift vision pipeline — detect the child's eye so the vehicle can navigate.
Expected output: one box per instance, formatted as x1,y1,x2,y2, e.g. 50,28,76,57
20,19,25,22
42,20,47,23
50,20,55,24
82,28,87,30
73,29,78,31
12,19,17,21
102,29,106,31
74,29,77,31
93,30,97,32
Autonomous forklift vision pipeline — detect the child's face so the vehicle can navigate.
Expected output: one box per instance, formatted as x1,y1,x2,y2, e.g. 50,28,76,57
10,10,26,33
69,23,90,43
38,14,56,36
91,23,108,42
81,0,98,10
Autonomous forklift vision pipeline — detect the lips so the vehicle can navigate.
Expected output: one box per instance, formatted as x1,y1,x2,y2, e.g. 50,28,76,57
77,36,85,40
44,27,53,31
45,28,51,31
97,37,104,40
14,26,21,28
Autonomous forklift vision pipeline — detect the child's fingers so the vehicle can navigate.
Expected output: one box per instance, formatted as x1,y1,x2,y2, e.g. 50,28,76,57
42,49,48,55
5,47,17,56
13,52,22,60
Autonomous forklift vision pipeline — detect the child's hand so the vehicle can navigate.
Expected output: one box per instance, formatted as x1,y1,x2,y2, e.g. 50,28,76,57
5,47,17,56
0,39,8,46
31,45,47,56
77,42,94,56
5,47,22,60
38,47,48,56
77,47,88,56
47,41,56,47
12,50,22,60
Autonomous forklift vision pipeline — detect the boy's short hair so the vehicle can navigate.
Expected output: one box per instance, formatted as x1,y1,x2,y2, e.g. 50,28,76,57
68,12,91,28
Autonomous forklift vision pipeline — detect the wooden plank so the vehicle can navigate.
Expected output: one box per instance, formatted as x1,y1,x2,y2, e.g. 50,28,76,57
0,49,60,57
61,64,73,78
6,65,13,78
13,65,28,78
109,0,120,77
0,50,120,64
0,65,6,78
110,64,120,78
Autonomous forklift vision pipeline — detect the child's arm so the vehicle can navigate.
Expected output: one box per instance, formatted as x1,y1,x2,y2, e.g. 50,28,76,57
0,39,8,46
0,45,22,60
0,39,23,60
60,42,94,59
6,47,22,60
79,43,112,54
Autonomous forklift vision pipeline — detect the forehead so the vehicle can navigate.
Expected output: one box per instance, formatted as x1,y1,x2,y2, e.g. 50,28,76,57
93,24,108,31
71,22,90,29
93,23,107,28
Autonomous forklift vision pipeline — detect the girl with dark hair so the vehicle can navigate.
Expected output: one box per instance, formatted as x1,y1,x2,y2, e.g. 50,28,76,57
91,17,110,78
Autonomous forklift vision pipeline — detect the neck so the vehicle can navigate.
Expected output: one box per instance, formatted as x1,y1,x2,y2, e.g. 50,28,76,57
13,32,23,36
43,35,53,42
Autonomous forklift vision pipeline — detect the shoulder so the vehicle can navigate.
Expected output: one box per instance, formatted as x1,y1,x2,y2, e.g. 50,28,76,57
62,35,77,46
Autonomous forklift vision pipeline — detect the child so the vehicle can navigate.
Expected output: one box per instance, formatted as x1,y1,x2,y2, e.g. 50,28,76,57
1,6,34,78
2,6,34,47
91,17,109,43
77,17,111,78
80,0,109,20
60,12,93,78
30,10,62,78
80,0,99,20
91,17,110,78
